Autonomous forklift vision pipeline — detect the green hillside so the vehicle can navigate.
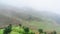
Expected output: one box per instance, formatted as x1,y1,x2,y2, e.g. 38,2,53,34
0,5,60,34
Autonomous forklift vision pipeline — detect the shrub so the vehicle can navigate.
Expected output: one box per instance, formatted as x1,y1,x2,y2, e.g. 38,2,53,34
53,31,57,34
24,27,29,34
38,29,43,34
3,24,12,34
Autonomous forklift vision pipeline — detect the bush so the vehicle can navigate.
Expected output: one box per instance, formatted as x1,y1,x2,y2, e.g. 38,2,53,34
3,24,12,34
53,31,57,34
24,27,29,34
19,24,22,27
44,32,47,34
38,29,43,34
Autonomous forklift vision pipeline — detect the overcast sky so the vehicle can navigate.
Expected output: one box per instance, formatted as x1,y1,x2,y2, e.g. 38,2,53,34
0,0,60,14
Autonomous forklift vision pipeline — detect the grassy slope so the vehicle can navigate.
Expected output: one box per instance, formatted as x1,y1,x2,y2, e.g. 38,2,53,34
21,18,60,33
0,12,60,33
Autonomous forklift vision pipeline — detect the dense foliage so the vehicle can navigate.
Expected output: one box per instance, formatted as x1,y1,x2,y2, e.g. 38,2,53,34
0,24,57,34
0,24,34,34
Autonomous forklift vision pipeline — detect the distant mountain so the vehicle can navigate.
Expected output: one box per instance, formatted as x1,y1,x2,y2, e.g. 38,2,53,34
0,4,60,24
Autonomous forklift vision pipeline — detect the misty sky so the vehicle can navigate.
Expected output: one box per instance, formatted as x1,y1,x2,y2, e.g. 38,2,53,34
0,0,60,14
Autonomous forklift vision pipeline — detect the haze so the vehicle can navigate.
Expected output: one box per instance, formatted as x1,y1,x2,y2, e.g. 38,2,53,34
0,0,60,14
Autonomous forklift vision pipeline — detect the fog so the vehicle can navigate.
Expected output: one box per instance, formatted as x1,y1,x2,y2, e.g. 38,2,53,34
0,0,60,33
0,0,60,14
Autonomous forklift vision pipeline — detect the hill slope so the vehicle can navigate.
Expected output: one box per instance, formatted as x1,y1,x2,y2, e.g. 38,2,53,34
0,4,60,33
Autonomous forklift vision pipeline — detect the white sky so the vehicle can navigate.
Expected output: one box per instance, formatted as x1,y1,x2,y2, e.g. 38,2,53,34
0,0,60,14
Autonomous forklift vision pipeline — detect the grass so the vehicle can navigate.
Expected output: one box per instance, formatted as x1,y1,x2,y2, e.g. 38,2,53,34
21,19,60,33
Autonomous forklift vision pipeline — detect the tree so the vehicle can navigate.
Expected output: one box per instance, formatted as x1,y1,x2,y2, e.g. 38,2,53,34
38,29,43,34
24,27,29,34
19,24,22,27
53,31,57,34
30,32,35,34
3,24,12,34
44,32,47,34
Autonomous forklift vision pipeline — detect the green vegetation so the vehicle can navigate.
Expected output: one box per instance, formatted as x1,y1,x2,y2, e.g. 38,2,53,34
0,24,57,34
0,11,59,34
0,24,35,34
3,24,12,34
38,29,43,34
53,31,57,34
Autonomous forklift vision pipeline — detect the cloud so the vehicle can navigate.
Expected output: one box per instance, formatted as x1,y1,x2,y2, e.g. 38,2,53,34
0,0,60,13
